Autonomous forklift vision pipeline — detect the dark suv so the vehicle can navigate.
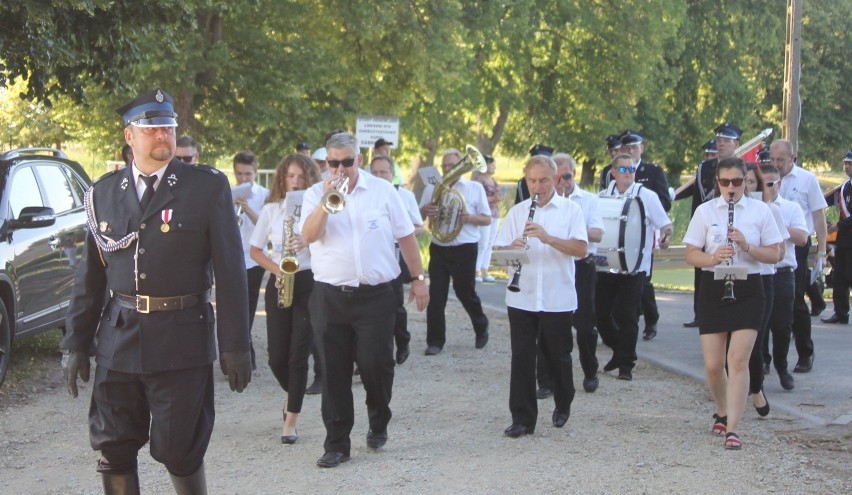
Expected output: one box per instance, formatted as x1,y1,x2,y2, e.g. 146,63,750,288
0,148,91,386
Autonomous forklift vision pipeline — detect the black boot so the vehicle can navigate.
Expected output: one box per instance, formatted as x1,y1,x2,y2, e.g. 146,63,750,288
169,463,208,495
101,471,140,495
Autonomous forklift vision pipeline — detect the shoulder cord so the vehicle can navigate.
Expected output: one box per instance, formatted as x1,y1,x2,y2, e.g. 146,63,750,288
84,187,139,256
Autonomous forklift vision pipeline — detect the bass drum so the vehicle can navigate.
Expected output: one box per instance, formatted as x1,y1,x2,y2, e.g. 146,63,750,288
593,195,646,274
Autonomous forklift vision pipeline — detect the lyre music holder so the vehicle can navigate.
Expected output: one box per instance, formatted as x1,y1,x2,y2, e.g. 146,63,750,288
713,265,748,281
490,249,529,268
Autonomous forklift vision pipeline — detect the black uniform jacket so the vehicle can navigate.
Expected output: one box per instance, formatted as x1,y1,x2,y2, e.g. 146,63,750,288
827,180,852,248
674,157,718,215
63,159,250,373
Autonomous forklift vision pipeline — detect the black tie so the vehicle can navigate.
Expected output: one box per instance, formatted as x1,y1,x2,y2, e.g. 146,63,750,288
139,175,158,211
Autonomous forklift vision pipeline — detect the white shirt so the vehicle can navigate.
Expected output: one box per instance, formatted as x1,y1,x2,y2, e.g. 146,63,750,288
132,163,168,200
565,187,604,256
250,199,311,271
237,182,270,269
683,195,784,274
300,170,414,286
774,195,808,269
397,187,424,228
760,202,788,275
778,164,827,234
420,177,491,246
495,193,588,312
601,182,671,275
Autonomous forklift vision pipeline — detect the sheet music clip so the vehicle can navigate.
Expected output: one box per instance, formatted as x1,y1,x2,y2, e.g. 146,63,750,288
491,249,529,267
713,265,748,281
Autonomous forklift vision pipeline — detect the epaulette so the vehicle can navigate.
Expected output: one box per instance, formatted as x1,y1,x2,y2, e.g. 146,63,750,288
191,164,221,175
92,169,120,186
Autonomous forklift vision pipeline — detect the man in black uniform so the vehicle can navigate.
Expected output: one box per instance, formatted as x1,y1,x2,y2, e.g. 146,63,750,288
61,89,252,495
675,122,741,327
822,150,852,324
598,134,625,190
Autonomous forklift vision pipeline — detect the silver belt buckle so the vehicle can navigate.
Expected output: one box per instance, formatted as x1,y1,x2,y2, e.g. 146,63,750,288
341,285,355,293
136,295,151,313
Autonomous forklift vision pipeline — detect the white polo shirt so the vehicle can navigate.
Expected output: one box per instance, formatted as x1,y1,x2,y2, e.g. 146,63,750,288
774,195,808,269
778,165,827,234
684,195,784,274
250,199,311,272
397,187,424,228
300,170,414,286
601,182,671,275
495,193,588,312
420,177,491,246
565,187,604,256
237,182,270,269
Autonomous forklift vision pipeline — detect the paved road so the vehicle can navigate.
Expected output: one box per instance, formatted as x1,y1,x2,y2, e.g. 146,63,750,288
472,280,852,427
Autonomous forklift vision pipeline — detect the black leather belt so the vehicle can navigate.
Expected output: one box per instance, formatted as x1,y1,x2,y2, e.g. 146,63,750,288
776,267,795,273
112,291,210,313
321,282,390,293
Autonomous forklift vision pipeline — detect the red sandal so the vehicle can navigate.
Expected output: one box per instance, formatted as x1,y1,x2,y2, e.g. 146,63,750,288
724,432,742,450
711,414,727,436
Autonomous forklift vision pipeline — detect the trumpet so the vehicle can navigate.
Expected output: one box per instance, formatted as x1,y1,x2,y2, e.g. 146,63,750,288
278,216,299,308
721,192,736,302
507,192,539,293
321,171,349,214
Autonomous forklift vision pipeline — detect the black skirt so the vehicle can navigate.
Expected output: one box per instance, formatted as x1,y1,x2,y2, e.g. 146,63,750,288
697,272,765,335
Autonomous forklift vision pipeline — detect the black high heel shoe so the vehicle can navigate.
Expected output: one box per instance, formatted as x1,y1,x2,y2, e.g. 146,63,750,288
754,389,770,417
281,430,298,445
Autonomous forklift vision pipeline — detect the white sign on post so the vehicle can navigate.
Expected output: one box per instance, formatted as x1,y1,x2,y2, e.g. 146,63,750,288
355,115,400,149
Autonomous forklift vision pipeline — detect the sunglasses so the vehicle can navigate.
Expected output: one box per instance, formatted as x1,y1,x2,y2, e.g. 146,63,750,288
560,173,573,181
327,158,356,168
138,126,176,136
718,178,744,187
765,180,778,188
176,155,195,163
616,166,636,173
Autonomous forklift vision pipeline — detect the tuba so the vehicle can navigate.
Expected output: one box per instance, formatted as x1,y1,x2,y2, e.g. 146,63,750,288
429,145,487,243
321,170,349,214
278,216,299,308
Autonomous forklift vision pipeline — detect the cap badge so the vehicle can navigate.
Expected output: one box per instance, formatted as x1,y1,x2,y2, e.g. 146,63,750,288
155,90,164,103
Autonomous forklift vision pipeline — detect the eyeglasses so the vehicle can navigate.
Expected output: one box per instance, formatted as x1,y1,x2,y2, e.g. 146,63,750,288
176,155,195,163
765,180,778,188
616,166,636,173
718,178,744,187
327,158,356,168
138,126,176,136
560,173,573,181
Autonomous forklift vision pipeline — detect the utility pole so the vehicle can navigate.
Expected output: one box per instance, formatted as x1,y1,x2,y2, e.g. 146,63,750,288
782,0,802,153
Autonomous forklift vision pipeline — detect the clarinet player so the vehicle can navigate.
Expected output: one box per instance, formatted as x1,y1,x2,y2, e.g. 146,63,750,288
683,157,782,450
494,155,588,438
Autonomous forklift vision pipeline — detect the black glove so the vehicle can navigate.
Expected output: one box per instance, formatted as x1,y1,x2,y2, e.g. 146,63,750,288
219,351,252,393
61,350,91,398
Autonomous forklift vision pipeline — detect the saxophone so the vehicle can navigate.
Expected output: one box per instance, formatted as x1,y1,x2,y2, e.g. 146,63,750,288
277,216,299,308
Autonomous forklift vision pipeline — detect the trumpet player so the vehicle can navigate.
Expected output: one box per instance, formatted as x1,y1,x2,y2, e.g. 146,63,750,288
494,155,588,437
419,149,492,355
684,157,782,450
233,150,270,370
250,153,320,445
301,132,429,468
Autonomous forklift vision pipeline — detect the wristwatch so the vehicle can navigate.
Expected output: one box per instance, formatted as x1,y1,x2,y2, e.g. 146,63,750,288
413,273,426,282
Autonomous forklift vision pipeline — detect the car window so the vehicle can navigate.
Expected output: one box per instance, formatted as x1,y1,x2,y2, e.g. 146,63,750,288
9,166,44,218
36,165,76,213
64,168,88,206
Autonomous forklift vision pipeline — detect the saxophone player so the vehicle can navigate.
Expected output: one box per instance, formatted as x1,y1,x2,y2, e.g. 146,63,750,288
494,155,588,437
250,153,320,445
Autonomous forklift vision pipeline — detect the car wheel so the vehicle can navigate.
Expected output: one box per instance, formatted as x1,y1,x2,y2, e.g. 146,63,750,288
0,299,11,387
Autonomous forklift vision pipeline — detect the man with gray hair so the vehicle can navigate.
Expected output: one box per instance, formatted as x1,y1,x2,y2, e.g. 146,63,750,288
301,132,429,468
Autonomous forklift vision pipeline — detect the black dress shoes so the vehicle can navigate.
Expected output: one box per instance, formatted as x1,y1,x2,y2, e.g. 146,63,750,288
778,370,795,390
305,379,322,395
552,411,570,428
504,424,534,438
617,367,633,381
395,345,410,365
424,345,442,356
475,331,489,349
536,387,553,399
366,429,388,449
683,319,699,328
316,451,350,468
820,314,848,324
642,325,657,341
810,302,827,317
602,359,618,372
753,389,770,417
583,374,599,393
793,354,814,373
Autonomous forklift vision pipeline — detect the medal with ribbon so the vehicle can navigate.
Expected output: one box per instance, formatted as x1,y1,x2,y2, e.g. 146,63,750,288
161,209,173,233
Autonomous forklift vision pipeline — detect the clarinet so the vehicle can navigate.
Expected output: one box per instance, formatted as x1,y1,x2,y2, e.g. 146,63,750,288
721,192,736,302
507,193,539,293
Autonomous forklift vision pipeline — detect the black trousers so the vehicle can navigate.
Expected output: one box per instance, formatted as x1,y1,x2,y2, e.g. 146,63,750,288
596,271,645,370
246,265,265,366
310,282,397,456
746,274,774,394
763,269,796,372
508,307,575,429
831,246,852,317
390,273,411,350
792,243,815,360
426,242,488,348
89,364,214,477
265,270,314,412
538,260,598,388
641,257,659,326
